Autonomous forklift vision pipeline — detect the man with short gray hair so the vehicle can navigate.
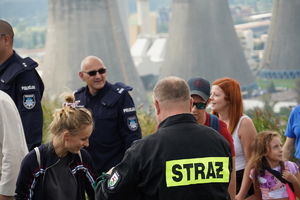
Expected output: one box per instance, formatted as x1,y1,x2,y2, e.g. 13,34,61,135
95,76,232,200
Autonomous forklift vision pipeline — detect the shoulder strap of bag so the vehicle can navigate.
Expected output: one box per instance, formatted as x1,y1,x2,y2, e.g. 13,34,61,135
264,167,294,192
35,147,83,166
78,150,82,163
34,147,41,167
209,113,220,132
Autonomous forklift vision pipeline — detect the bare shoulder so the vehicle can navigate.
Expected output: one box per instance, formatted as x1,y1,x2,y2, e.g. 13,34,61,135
240,116,255,127
238,115,257,137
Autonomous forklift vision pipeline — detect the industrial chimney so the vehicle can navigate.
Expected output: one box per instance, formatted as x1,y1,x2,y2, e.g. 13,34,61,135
258,0,300,79
160,0,256,91
42,0,149,107
117,0,129,43
136,0,151,35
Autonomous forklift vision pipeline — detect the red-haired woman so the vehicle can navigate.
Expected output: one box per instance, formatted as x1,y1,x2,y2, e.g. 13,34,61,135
210,77,257,199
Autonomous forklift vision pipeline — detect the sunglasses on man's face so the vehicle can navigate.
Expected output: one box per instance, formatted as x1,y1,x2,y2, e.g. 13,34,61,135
193,102,207,110
82,68,106,76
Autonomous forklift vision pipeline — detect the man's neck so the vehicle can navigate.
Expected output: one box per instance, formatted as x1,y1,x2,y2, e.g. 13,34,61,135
197,112,207,125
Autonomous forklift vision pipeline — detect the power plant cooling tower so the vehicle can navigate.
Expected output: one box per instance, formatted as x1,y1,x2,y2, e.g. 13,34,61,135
42,0,149,107
160,0,256,90
258,0,300,79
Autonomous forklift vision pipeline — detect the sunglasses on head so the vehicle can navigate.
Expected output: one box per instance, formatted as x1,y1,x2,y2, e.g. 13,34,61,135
193,102,207,109
82,68,106,76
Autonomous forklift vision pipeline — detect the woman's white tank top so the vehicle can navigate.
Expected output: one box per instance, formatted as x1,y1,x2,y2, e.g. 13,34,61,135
232,115,249,171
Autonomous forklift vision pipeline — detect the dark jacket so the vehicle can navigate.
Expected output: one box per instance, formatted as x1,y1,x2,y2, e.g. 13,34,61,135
15,143,98,200
96,114,232,200
74,82,142,175
0,51,44,151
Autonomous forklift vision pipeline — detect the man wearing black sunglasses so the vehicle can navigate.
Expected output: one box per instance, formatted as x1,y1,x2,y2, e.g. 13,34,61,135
187,76,236,200
0,20,44,152
74,55,141,175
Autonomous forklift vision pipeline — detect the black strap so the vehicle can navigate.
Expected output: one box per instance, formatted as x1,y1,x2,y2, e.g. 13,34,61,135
264,167,294,192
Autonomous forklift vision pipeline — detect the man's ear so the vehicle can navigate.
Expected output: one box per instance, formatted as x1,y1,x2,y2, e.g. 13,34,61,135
154,99,160,116
79,71,85,81
189,97,193,112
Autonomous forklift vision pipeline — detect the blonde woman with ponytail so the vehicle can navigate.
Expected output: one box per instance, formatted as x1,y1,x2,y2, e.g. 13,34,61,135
15,93,98,200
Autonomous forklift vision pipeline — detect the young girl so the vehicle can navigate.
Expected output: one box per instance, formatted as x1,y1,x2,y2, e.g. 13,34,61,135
15,93,98,200
249,131,300,200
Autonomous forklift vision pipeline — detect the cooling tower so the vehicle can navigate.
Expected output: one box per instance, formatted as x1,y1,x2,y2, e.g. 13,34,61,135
160,0,256,90
117,0,129,43
42,0,148,107
258,0,300,79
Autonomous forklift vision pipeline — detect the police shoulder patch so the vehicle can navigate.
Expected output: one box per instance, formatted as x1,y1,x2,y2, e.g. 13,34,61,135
127,116,138,131
23,94,36,109
107,171,121,190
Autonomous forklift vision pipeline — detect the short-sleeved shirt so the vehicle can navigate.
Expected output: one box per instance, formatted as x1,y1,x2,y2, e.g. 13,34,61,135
204,112,235,157
250,161,298,199
285,105,300,159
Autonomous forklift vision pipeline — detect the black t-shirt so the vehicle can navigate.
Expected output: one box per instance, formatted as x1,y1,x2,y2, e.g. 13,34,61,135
44,153,77,200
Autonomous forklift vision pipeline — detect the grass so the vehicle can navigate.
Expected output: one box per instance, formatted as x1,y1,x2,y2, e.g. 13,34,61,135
256,78,296,90
41,95,60,143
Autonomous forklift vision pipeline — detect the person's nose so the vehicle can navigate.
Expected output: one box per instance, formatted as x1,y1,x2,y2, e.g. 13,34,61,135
94,71,102,78
84,139,89,147
191,104,197,111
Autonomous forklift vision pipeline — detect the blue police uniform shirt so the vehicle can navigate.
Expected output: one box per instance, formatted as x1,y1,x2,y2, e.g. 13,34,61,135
0,51,44,151
74,81,142,174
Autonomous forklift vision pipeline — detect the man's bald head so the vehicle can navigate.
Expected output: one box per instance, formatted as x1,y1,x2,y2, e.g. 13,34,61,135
0,20,14,45
80,56,104,71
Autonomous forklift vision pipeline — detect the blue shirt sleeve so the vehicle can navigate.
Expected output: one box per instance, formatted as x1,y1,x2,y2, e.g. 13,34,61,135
285,106,300,139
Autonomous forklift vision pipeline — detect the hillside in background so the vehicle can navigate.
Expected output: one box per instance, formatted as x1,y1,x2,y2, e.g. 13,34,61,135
0,0,48,26
0,0,273,49
1,0,273,26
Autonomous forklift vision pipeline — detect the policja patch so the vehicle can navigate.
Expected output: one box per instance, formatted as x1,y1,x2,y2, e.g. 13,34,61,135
108,171,121,190
127,116,138,131
23,94,36,109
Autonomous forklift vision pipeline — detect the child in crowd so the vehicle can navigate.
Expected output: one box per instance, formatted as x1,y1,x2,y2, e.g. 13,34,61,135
247,131,300,200
15,93,98,200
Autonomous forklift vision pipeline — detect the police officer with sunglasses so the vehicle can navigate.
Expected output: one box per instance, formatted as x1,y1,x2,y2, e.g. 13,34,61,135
74,56,142,176
188,76,236,200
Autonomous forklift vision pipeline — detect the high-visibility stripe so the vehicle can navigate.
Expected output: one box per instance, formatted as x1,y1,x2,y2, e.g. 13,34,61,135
165,157,230,187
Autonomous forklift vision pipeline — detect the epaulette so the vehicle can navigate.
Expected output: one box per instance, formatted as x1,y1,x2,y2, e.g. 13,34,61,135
114,82,133,92
73,87,85,95
17,57,38,71
0,57,38,85
101,82,132,107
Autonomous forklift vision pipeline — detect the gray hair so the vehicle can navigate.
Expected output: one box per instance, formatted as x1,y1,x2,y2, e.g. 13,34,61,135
153,76,190,103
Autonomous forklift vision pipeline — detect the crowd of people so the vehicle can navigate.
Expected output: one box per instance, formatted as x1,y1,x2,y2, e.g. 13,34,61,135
1,19,300,200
